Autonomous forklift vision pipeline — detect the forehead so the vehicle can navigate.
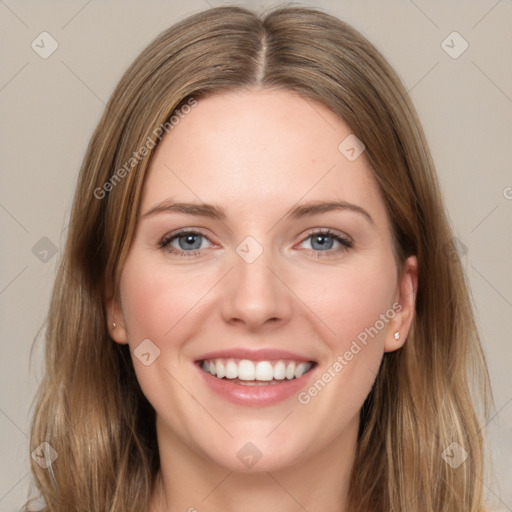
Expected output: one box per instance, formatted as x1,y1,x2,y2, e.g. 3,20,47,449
140,89,388,224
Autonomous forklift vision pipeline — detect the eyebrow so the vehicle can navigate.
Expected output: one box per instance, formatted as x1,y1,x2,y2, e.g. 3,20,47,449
142,200,226,220
141,199,374,224
286,200,374,224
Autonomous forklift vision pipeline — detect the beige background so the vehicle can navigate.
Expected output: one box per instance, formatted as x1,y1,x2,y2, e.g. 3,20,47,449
1,0,511,510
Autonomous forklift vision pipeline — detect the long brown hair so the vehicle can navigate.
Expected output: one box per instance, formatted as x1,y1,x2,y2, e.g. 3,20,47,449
26,5,491,511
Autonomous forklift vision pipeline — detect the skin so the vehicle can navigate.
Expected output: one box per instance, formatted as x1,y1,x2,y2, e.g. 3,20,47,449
108,88,417,512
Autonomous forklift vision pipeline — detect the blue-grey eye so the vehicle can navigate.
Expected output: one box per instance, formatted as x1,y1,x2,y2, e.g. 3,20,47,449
160,229,214,256
174,233,204,250
310,234,335,250
298,231,352,253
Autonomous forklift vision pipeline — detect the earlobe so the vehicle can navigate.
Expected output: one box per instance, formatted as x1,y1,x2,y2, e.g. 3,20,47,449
384,255,418,353
109,318,129,344
105,292,129,345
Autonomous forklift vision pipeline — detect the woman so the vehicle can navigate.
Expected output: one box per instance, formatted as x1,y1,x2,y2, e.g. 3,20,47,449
26,5,491,511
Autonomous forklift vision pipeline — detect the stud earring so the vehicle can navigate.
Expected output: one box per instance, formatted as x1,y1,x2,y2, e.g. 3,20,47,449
394,331,400,340
113,322,117,329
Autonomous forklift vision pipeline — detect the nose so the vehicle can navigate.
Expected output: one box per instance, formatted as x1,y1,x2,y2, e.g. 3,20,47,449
221,246,293,331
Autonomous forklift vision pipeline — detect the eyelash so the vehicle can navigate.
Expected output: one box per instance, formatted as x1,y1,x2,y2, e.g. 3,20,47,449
159,228,353,258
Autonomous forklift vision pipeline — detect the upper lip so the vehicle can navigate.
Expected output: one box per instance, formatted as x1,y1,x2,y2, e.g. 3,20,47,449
195,348,316,363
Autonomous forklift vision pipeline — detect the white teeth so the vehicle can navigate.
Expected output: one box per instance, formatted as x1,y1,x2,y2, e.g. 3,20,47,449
238,360,256,380
285,362,296,380
216,360,226,379
273,361,286,380
225,359,238,379
200,358,313,381
255,361,274,381
294,362,310,379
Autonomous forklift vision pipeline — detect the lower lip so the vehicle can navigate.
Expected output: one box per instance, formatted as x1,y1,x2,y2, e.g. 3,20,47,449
195,363,317,407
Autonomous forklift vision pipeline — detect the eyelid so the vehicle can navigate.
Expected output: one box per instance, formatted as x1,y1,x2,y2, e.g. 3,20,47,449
299,227,353,245
160,227,214,245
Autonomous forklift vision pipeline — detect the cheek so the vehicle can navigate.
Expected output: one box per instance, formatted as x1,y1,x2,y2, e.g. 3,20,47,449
296,257,397,416
295,256,397,347
117,252,224,411
117,256,212,430
295,279,394,432
119,255,214,343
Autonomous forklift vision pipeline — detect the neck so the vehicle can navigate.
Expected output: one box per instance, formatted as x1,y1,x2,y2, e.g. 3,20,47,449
150,415,358,512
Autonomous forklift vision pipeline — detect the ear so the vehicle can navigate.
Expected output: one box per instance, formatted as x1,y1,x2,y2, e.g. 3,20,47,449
104,285,129,345
384,255,418,353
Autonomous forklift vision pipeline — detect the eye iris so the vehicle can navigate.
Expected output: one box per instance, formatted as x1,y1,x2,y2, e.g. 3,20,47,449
179,234,202,250
311,234,334,250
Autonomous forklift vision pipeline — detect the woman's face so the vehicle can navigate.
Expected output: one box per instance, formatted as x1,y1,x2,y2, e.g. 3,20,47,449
109,89,416,472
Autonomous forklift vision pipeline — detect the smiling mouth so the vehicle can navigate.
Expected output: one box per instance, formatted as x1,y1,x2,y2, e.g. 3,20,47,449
196,358,317,385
